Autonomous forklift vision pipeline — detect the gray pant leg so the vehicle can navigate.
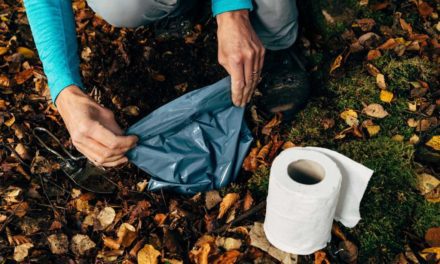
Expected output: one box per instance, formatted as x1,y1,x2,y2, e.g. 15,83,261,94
87,0,189,28
251,0,299,50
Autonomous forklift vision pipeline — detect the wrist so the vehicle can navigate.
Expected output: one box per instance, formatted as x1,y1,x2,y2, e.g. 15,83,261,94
55,85,87,109
216,10,249,25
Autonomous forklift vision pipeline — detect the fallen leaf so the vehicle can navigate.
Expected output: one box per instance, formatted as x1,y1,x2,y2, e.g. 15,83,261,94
13,242,33,262
189,237,212,264
5,114,15,127
367,49,381,60
151,72,166,82
282,141,296,149
330,54,343,74
331,223,347,241
419,247,440,261
262,114,281,135
103,236,121,250
205,190,222,210
426,136,440,151
379,38,398,50
122,105,140,116
137,244,161,264
362,119,381,136
425,185,439,203
362,103,389,118
243,147,258,172
17,47,35,59
392,134,404,142
213,250,241,264
215,237,242,251
249,222,298,264
314,251,330,264
153,213,167,226
257,142,272,162
243,191,254,211
399,18,413,34
71,234,96,256
340,109,359,127
416,119,431,132
408,102,417,112
380,90,394,103
97,207,116,230
418,2,434,17
15,68,34,85
218,193,239,219
425,227,440,247
136,180,148,192
376,74,387,89
409,134,420,145
117,223,137,248
417,173,440,195
407,118,419,128
10,202,29,217
47,233,69,254
366,63,381,77
338,241,358,263
0,46,8,55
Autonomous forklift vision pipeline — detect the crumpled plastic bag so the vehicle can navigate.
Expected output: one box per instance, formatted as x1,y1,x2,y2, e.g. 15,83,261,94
126,77,253,194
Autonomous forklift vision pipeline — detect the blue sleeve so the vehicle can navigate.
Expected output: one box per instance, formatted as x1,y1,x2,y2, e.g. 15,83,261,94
23,0,83,104
211,0,253,16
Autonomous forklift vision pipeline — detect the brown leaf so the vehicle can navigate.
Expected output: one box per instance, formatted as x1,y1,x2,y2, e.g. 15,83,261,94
332,223,347,241
218,193,239,219
10,202,29,217
15,68,34,85
376,74,387,89
378,38,398,50
103,236,121,250
243,191,254,211
282,141,296,149
262,114,282,135
425,227,440,247
418,2,434,17
355,18,376,31
189,242,210,264
137,244,160,264
399,18,413,34
330,54,343,74
47,233,68,255
366,63,381,77
117,223,137,248
13,242,33,262
122,105,140,116
213,250,241,264
314,250,330,264
257,142,272,162
339,241,358,263
367,49,381,60
70,234,96,256
205,190,222,210
362,103,389,118
151,72,166,82
242,147,258,172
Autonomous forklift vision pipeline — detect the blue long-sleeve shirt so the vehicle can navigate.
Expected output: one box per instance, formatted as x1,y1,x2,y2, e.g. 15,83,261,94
23,0,252,103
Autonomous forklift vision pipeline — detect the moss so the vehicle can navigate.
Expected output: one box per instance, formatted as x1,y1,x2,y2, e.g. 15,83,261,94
336,137,438,262
247,166,270,197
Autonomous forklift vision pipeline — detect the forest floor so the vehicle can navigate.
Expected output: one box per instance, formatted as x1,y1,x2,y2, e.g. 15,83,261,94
0,0,439,263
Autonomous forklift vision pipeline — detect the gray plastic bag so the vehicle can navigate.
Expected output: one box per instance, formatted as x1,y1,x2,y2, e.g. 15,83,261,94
126,77,253,194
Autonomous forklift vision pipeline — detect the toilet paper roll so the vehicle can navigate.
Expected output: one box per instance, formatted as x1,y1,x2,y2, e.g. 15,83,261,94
263,147,373,255
264,148,342,254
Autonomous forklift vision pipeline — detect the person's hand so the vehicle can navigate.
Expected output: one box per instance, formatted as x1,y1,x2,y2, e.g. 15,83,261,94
216,10,265,107
56,85,138,167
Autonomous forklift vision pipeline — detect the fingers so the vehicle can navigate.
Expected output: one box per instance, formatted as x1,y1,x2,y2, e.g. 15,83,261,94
242,50,255,107
89,123,138,150
229,58,246,107
75,142,128,167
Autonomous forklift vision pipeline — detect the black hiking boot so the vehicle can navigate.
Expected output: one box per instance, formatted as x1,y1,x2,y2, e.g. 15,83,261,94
256,47,310,121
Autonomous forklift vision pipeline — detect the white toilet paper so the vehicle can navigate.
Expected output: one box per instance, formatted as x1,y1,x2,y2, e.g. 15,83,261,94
263,147,373,255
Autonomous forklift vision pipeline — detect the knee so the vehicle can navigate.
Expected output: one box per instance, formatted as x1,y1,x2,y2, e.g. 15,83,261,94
87,0,182,28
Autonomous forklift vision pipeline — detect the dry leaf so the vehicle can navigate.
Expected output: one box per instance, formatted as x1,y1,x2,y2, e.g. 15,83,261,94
418,2,434,17
392,134,404,142
13,242,33,262
407,118,419,128
257,142,272,162
364,122,380,136
380,90,394,103
330,54,343,74
17,47,35,59
378,38,398,50
282,141,296,149
332,223,347,241
189,242,210,264
151,72,166,82
367,49,381,60
137,244,161,264
262,114,281,135
153,213,167,226
122,105,140,116
215,237,242,251
425,227,440,247
314,251,330,264
10,202,29,217
243,147,258,172
419,247,440,261
117,223,137,248
0,46,8,56
409,134,420,145
338,241,358,263
416,119,431,132
243,191,254,211
399,18,413,34
408,102,417,112
47,233,69,254
5,115,15,127
205,190,222,210
218,193,239,219
425,185,439,203
97,207,116,230
103,236,121,250
417,173,440,195
366,63,381,77
136,180,148,192
376,74,387,89
355,18,376,31
213,250,241,264
426,136,440,151
362,103,389,118
71,234,96,256
340,109,359,127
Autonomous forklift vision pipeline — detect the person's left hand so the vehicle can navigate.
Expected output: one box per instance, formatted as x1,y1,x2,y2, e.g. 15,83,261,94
216,10,265,107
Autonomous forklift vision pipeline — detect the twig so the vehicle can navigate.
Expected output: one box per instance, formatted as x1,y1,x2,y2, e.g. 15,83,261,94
211,201,266,234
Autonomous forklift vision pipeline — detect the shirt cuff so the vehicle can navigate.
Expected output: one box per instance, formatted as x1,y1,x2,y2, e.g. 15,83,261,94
49,73,83,105
211,0,253,16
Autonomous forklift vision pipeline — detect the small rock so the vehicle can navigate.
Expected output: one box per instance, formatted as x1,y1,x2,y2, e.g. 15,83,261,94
71,234,96,256
47,233,69,254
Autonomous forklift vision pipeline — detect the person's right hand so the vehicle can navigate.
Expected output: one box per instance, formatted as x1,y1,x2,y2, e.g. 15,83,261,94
56,85,138,167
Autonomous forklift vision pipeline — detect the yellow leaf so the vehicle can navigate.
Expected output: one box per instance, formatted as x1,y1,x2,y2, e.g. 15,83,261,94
366,125,380,136
408,102,417,111
0,46,8,56
189,242,210,264
409,134,420,145
340,109,359,127
218,193,239,219
380,90,393,103
419,247,440,261
391,134,404,142
17,47,35,59
426,136,440,151
4,115,15,127
117,223,137,248
417,173,440,195
137,244,160,264
376,74,387,89
330,54,343,74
